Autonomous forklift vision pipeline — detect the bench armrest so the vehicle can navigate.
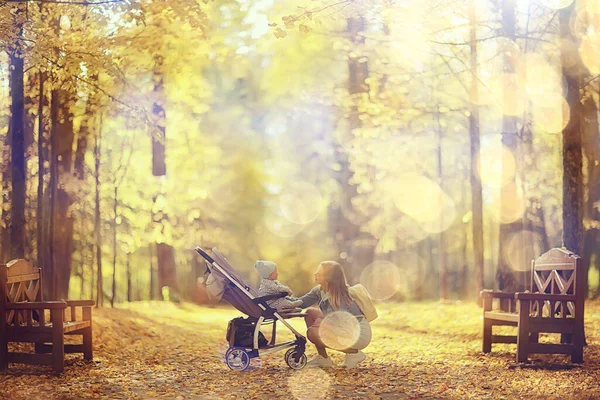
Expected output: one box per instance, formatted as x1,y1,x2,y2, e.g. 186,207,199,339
6,301,67,310
515,293,577,302
480,290,515,299
252,292,289,305
65,300,95,307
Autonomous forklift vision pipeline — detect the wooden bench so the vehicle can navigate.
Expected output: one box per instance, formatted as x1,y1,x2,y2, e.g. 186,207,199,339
0,259,94,373
481,248,585,363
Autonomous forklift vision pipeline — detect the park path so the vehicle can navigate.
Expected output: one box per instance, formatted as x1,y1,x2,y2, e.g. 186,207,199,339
1,301,600,399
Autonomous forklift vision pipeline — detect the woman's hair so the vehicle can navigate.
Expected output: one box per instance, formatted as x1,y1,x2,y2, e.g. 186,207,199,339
320,261,353,309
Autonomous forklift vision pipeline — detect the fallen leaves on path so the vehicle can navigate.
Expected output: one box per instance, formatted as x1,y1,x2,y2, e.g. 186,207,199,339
1,301,600,399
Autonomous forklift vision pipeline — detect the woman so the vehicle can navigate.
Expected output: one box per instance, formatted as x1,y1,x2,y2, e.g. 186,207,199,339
294,261,372,369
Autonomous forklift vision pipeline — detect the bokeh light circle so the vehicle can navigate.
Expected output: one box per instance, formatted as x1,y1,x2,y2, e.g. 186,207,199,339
288,368,333,400
476,139,517,189
487,183,525,224
545,0,574,10
503,230,545,273
264,208,305,238
392,172,451,225
360,260,401,301
581,33,600,75
523,54,563,106
280,181,324,225
319,311,361,351
397,216,430,244
532,95,570,133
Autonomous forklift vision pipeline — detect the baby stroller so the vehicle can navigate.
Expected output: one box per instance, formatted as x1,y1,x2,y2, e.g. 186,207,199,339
195,246,308,371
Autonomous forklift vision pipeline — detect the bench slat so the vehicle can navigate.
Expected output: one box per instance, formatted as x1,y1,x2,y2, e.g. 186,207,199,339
484,311,519,323
528,343,573,355
528,320,575,334
34,344,85,354
491,335,517,344
7,320,91,334
6,273,40,284
7,352,53,366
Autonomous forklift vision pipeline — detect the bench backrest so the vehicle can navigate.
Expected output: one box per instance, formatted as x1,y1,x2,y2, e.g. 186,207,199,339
0,260,43,326
530,248,584,319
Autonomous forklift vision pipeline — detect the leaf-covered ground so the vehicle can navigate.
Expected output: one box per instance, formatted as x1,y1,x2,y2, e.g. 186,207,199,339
1,301,600,399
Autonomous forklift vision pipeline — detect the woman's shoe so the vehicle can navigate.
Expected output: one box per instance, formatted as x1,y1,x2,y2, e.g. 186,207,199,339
343,351,366,369
306,355,333,368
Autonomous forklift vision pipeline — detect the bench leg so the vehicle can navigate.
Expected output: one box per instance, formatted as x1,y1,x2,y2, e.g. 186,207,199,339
83,327,93,361
51,309,65,374
0,338,7,371
561,333,573,344
482,319,492,353
516,302,530,363
35,342,46,354
530,332,539,344
572,327,584,364
82,307,93,361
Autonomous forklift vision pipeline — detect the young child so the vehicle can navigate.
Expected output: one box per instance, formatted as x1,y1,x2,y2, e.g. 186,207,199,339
254,260,303,311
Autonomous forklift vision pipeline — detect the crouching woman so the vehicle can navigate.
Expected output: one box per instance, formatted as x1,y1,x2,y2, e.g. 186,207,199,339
294,261,371,369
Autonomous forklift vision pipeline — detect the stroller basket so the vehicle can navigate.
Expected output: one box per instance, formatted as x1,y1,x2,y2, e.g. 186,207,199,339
195,246,308,371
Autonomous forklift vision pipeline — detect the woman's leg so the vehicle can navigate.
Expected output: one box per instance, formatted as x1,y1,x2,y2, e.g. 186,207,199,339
304,308,323,329
304,308,329,358
307,322,329,358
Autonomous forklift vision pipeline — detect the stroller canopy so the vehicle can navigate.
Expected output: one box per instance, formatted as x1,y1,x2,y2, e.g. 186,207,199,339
202,248,264,319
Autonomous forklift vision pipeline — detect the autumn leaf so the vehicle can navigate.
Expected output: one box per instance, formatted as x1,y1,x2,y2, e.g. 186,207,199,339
274,28,288,39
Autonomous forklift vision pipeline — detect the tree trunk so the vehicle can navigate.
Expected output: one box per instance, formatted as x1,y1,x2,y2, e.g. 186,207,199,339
127,252,132,302
156,243,177,300
9,13,26,260
53,89,76,300
582,90,599,300
48,89,58,299
436,113,448,301
94,116,103,307
559,3,586,345
330,16,376,282
469,0,485,305
497,0,526,297
149,243,155,301
559,6,584,257
152,55,178,299
111,186,118,308
0,135,10,263
37,71,46,270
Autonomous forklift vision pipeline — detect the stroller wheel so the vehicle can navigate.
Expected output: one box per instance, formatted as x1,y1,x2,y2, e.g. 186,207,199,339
225,347,251,372
285,348,307,370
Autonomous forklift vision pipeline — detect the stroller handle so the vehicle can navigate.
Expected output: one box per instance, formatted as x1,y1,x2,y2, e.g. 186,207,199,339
195,246,214,264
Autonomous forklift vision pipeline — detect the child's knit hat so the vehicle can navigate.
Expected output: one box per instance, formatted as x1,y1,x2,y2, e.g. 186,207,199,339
254,260,277,279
